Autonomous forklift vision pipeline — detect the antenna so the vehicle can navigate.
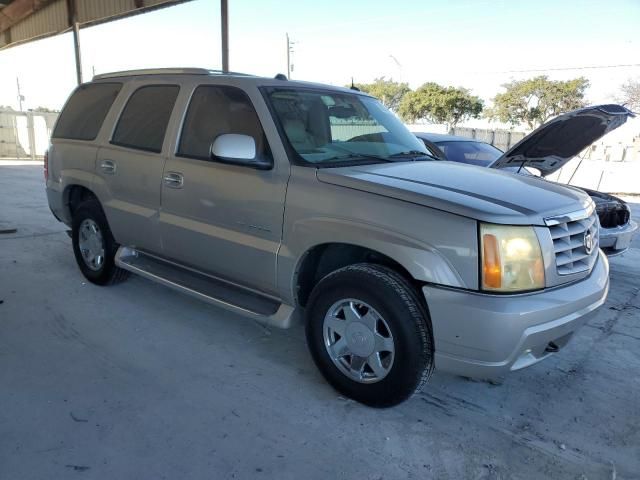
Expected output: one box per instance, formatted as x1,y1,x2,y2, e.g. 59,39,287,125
350,77,360,91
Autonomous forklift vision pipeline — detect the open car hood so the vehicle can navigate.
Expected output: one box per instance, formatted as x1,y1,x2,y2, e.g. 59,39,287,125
490,104,635,176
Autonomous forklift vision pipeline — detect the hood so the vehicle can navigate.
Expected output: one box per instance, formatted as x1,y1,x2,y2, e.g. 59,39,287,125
490,104,635,176
317,161,593,225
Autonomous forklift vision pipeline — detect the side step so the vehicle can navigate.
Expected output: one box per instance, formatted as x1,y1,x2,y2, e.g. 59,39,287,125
115,247,298,328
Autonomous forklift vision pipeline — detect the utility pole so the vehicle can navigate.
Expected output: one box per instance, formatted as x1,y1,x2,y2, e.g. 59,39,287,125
16,77,24,112
286,33,295,79
221,0,229,72
286,33,290,78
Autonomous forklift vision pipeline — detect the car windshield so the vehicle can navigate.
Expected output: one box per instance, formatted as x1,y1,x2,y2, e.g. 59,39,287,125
435,140,503,167
264,87,432,166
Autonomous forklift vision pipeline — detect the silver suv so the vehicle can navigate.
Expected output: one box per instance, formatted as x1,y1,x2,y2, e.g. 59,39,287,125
46,68,610,407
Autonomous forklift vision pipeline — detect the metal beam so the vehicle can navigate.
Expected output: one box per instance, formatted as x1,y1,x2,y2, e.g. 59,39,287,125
220,0,228,72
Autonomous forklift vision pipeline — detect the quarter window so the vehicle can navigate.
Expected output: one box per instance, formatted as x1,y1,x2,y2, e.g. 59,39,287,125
178,85,269,160
112,85,180,153
52,83,122,141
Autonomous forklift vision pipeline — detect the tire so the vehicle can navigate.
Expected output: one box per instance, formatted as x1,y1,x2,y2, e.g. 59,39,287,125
71,198,130,286
305,263,434,407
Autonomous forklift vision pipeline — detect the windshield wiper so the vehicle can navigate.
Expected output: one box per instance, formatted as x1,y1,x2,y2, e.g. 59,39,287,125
388,150,439,161
324,144,394,163
333,153,394,163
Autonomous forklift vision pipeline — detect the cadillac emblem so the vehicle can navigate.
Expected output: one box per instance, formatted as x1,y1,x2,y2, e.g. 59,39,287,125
584,231,594,255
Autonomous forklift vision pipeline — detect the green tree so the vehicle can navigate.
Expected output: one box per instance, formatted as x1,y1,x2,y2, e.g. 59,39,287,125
617,78,640,111
398,83,483,127
352,77,410,112
488,76,589,129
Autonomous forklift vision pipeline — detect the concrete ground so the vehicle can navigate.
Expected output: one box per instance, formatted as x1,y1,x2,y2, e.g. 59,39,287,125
1,162,639,480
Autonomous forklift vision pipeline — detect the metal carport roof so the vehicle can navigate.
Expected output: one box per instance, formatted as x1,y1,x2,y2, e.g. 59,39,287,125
0,0,231,84
0,0,193,49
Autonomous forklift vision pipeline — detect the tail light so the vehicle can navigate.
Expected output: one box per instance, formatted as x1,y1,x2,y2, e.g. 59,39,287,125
44,150,49,181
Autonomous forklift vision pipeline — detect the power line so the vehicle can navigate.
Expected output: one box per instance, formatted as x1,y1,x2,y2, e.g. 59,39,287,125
489,63,640,74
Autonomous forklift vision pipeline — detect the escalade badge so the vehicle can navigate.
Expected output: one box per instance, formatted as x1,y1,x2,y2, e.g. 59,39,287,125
584,231,594,254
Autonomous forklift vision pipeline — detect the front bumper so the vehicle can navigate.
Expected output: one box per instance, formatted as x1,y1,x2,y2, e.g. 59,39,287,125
599,220,637,255
423,250,609,379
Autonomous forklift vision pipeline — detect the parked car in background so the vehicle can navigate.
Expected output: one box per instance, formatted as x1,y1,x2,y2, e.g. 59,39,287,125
46,72,612,406
415,105,637,256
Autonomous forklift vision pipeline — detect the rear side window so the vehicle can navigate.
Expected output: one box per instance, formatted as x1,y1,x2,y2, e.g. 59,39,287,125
178,85,269,160
112,85,180,153
52,83,122,140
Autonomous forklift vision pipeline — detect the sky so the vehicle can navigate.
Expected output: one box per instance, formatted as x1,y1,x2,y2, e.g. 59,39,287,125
0,0,639,115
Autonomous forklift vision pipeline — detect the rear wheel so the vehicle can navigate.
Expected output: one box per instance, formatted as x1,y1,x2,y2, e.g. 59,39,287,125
305,264,434,407
71,199,130,285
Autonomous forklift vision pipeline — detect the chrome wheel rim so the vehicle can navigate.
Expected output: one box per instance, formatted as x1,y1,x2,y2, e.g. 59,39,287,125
323,299,395,384
78,218,105,271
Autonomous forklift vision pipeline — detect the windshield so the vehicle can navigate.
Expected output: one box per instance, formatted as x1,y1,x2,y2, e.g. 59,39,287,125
264,87,431,166
434,140,503,167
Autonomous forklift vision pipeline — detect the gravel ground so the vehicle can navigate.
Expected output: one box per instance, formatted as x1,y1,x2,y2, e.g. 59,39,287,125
1,163,639,480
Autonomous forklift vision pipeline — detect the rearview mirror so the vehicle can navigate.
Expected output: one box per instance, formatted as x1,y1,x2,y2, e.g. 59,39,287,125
210,134,272,170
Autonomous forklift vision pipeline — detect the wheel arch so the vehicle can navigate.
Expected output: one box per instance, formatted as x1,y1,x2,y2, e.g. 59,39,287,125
63,184,100,220
295,242,419,308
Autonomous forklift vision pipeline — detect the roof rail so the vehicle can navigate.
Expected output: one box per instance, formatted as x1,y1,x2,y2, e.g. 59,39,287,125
93,68,253,80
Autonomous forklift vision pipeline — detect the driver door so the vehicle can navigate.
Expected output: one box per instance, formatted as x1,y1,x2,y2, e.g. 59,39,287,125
159,84,287,296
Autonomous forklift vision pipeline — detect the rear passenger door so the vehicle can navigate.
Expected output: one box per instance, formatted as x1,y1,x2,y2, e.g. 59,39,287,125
95,83,180,253
159,84,288,296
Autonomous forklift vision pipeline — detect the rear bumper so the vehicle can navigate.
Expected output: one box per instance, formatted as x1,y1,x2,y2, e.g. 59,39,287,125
600,220,637,255
423,250,609,379
46,186,70,226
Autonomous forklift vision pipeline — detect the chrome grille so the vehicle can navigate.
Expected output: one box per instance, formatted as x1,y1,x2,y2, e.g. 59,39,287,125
547,210,599,276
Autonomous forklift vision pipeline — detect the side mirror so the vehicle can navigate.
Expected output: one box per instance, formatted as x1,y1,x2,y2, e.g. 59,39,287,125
210,134,272,170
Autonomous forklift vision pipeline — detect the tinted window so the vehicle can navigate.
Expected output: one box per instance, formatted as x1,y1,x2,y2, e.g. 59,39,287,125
112,85,180,153
53,83,122,140
178,85,269,160
435,140,502,166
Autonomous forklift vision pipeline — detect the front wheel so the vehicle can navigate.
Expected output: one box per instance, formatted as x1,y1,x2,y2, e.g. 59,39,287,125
305,264,434,407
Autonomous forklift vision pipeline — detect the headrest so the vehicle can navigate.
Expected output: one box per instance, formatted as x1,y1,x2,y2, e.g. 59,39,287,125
283,119,309,143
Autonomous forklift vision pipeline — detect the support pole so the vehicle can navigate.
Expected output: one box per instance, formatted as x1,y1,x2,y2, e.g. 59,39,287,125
66,0,82,84
72,21,82,84
221,0,229,72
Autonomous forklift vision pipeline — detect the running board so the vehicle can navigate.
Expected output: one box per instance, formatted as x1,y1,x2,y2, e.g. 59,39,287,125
115,246,298,328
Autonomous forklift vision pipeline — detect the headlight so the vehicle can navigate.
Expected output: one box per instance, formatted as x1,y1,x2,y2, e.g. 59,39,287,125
480,223,545,292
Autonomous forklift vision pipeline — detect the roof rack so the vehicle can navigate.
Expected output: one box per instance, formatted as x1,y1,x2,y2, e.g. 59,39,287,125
93,68,253,80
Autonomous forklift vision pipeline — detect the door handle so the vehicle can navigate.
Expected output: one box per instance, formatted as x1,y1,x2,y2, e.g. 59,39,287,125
100,159,116,174
163,172,184,188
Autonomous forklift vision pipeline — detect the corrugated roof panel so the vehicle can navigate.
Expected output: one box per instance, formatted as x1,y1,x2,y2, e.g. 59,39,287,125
77,0,134,24
1,0,192,49
9,0,67,44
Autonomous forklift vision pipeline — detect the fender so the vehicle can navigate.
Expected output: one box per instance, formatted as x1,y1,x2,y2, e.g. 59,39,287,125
277,216,471,305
